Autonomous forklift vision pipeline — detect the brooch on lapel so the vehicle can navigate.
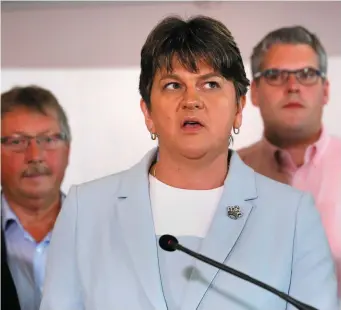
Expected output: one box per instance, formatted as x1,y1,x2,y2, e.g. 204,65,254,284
227,206,243,220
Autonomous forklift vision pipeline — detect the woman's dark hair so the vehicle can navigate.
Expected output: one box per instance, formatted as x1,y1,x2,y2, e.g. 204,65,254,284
139,15,250,110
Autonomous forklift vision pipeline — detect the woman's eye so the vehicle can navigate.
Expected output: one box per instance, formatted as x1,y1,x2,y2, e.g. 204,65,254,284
204,81,220,89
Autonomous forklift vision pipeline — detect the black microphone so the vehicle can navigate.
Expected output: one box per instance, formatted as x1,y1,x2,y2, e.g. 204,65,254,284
159,234,318,310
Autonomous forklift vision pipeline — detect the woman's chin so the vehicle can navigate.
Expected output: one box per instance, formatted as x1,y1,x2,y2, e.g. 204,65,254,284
178,144,211,160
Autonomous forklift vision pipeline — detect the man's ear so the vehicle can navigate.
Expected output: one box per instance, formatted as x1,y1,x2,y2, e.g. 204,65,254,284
322,79,330,106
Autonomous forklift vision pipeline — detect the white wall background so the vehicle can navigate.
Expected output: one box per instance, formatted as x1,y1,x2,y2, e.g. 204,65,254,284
2,1,341,192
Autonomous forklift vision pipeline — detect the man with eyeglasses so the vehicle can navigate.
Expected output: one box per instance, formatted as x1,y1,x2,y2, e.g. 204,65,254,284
238,26,341,296
1,85,71,310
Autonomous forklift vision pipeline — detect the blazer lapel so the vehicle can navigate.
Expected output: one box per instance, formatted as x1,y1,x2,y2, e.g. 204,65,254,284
181,152,258,310
116,149,168,310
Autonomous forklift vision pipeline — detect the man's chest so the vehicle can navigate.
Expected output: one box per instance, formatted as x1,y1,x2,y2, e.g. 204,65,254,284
292,159,341,262
291,159,341,208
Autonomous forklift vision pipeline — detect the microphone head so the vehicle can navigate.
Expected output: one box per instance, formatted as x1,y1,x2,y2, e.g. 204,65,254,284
159,234,178,252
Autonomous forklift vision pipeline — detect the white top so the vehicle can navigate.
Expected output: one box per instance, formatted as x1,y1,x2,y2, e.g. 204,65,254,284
149,174,224,238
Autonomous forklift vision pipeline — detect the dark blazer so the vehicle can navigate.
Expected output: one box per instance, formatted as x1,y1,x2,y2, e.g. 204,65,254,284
1,228,21,310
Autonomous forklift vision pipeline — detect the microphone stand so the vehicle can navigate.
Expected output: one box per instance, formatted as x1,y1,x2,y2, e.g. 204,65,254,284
159,235,319,310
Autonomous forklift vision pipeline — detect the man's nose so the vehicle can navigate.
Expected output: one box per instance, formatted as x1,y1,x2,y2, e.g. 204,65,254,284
286,73,300,93
25,139,44,163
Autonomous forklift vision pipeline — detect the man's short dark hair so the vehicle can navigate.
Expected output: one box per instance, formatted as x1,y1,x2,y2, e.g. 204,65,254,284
251,25,327,78
139,15,250,110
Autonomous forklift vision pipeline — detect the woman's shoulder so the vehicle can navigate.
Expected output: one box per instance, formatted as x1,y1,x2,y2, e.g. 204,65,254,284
71,168,130,199
71,149,156,197
252,170,314,214
232,149,310,206
255,171,303,196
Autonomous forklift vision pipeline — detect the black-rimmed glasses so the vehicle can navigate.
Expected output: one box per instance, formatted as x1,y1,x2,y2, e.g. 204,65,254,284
253,67,326,86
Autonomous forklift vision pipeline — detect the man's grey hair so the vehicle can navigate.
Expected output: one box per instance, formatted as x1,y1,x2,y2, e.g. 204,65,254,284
251,25,327,77
1,85,71,142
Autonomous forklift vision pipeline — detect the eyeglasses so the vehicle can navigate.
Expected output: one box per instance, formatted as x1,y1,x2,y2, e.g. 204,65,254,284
1,133,67,153
253,67,326,86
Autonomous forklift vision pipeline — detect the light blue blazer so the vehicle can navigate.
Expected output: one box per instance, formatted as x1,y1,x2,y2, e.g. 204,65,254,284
40,148,339,310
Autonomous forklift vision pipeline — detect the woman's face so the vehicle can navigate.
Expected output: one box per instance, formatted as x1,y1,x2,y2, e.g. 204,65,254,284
141,58,246,160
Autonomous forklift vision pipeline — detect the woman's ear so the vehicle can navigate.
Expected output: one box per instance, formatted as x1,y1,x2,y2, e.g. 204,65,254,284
233,95,246,130
140,99,155,133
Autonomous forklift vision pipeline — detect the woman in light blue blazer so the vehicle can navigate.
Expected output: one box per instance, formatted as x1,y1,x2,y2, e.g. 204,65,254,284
40,15,339,310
